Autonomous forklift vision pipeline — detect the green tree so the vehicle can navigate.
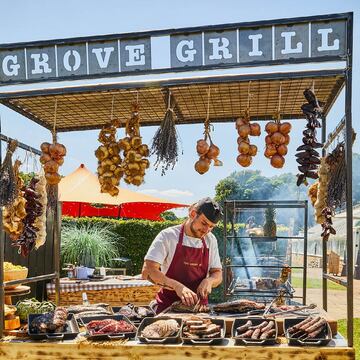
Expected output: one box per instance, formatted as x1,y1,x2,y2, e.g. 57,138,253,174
160,211,178,221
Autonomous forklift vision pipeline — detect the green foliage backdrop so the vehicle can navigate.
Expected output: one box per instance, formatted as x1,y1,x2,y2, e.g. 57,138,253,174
62,217,225,275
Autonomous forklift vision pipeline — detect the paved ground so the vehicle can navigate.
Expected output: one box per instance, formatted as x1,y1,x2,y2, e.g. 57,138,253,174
294,267,360,320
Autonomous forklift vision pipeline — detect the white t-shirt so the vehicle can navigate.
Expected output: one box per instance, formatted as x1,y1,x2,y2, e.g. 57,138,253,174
144,224,222,274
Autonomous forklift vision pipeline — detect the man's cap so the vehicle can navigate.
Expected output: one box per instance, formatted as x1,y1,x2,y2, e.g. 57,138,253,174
196,197,223,223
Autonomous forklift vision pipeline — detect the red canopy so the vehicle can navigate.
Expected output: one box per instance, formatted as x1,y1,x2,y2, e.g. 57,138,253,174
62,201,186,221
59,164,188,221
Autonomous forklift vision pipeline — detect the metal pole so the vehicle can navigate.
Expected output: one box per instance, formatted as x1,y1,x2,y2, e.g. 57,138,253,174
223,201,227,300
345,12,354,347
0,119,4,337
53,187,61,306
321,115,328,312
303,201,308,305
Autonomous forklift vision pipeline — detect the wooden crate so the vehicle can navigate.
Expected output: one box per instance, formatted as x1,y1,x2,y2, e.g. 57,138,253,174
47,285,160,306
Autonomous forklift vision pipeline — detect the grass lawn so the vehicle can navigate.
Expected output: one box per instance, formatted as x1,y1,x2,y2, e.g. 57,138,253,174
291,276,345,291
338,318,359,358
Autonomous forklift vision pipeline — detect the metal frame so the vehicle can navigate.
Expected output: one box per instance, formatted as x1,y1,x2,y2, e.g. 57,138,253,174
0,12,351,86
0,12,354,347
0,133,60,337
222,200,308,304
319,12,354,347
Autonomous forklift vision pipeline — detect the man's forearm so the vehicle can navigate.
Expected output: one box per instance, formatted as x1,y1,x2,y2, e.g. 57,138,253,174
208,270,222,287
146,266,180,291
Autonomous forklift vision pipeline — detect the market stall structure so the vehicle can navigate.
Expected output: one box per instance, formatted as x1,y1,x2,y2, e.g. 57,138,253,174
0,11,355,359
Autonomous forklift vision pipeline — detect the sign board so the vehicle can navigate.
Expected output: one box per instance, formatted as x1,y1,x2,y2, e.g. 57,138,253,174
0,14,349,85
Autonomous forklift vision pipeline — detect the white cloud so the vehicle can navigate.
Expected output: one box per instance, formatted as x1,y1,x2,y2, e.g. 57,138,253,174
139,188,194,198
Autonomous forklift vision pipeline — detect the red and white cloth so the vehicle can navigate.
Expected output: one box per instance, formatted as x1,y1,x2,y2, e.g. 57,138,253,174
46,277,153,294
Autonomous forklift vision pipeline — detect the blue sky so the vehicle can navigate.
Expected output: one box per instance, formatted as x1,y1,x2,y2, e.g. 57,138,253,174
0,0,359,211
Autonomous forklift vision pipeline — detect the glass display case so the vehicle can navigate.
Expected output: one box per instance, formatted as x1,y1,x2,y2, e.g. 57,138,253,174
223,200,308,304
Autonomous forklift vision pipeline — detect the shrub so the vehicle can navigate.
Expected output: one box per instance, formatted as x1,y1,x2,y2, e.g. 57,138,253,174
61,223,119,268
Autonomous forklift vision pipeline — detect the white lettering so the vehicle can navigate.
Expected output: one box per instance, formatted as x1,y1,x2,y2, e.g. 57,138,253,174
248,34,263,56
30,53,52,74
208,37,232,60
125,44,145,66
317,28,339,52
63,50,81,71
281,31,303,54
176,40,196,62
2,55,21,76
92,47,114,68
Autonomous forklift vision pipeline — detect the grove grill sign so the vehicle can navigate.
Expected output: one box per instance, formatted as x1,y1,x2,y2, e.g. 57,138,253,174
0,14,348,85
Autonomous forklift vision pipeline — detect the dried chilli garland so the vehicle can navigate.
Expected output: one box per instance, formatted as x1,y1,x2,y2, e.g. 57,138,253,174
151,91,181,175
14,177,44,257
296,89,323,186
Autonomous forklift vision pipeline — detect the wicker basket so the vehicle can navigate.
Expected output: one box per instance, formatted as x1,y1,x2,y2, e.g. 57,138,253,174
4,268,28,289
47,285,160,306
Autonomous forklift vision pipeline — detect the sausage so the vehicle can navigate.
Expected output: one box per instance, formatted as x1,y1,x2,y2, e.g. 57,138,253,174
288,317,312,333
251,328,261,339
260,321,274,333
236,320,252,334
204,331,221,338
237,329,253,338
306,318,327,334
260,329,276,339
249,321,268,330
307,325,326,339
299,317,321,331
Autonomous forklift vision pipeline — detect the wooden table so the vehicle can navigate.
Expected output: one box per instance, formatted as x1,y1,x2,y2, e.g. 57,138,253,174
0,337,354,360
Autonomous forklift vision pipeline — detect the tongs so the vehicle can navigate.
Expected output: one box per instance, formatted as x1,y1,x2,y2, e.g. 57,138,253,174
264,303,317,318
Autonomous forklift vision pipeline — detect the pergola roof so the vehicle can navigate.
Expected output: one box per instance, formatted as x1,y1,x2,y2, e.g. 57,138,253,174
0,70,344,132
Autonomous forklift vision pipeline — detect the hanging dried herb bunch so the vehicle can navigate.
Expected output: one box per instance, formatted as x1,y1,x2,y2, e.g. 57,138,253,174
151,91,181,175
2,159,27,240
326,141,346,209
0,139,18,206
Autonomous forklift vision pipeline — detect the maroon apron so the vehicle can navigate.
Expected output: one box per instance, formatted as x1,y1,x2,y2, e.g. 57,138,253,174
155,224,209,314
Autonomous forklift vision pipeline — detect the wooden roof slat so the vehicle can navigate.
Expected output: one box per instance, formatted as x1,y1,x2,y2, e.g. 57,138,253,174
1,75,344,132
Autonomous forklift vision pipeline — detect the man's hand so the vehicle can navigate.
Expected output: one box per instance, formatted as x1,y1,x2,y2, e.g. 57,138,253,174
197,278,213,299
174,283,198,307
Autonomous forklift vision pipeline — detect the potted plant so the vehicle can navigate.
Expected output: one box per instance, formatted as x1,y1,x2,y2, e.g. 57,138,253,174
61,223,119,275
